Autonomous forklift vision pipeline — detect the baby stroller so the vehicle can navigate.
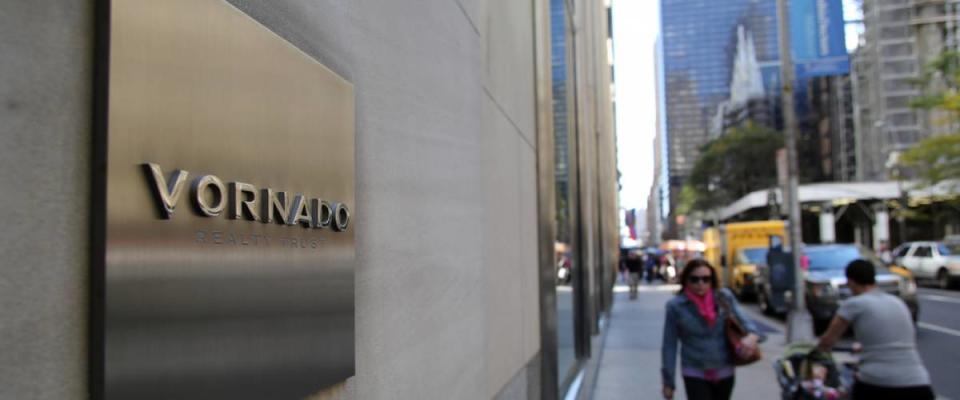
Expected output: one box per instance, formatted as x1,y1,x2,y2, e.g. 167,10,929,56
774,343,855,400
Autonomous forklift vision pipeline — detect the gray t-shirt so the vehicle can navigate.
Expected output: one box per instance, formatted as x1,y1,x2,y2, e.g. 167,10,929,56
836,289,931,387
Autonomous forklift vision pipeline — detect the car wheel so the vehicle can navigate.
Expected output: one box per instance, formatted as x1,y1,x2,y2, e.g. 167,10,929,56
939,268,955,290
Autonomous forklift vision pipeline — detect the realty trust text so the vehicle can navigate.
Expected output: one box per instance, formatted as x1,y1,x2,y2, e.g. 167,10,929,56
193,229,324,249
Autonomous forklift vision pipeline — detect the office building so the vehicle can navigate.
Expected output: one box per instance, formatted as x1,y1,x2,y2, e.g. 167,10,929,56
805,74,857,182
658,0,780,227
658,0,850,230
854,0,960,180
1,1,619,399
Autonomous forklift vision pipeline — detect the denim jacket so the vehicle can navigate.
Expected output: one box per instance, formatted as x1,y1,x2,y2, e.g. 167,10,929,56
660,288,758,389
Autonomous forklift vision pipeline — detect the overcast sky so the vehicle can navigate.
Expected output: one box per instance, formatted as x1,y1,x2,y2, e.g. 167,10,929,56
611,0,660,211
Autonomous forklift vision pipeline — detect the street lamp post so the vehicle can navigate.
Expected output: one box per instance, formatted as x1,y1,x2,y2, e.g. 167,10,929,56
898,186,908,244
891,156,908,245
776,0,813,343
875,150,910,245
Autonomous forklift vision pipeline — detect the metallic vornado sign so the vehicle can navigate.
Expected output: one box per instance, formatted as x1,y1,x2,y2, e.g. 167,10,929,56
143,163,351,231
96,0,355,399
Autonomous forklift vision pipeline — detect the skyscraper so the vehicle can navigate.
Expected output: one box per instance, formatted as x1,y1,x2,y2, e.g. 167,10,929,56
658,0,780,230
657,0,849,232
552,0,571,203
853,0,960,181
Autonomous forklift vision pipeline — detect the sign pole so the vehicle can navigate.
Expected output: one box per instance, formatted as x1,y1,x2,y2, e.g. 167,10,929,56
776,0,813,343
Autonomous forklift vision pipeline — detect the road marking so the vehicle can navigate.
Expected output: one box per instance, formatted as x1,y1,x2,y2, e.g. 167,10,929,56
918,322,960,338
920,294,960,305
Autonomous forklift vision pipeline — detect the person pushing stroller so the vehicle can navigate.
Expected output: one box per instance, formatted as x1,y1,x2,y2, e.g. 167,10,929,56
814,259,934,399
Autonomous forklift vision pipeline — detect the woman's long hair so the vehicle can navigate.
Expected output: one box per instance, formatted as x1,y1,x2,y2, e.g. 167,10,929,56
678,258,719,294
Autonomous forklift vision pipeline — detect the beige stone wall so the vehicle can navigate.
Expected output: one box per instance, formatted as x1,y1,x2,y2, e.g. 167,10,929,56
0,1,618,398
480,0,542,396
0,2,92,399
230,1,553,397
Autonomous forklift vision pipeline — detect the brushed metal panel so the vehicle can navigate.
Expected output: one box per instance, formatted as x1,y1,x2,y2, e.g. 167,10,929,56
101,0,355,398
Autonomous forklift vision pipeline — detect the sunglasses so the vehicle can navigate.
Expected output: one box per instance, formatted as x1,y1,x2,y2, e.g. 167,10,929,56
687,275,711,284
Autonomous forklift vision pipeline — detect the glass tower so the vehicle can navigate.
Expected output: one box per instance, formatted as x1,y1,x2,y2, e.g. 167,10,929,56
659,0,780,213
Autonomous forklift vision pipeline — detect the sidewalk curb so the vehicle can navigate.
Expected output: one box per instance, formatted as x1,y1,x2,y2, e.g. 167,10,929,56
577,312,611,400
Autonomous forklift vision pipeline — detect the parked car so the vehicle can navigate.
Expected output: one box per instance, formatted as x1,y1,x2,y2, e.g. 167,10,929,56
756,244,918,334
892,241,960,289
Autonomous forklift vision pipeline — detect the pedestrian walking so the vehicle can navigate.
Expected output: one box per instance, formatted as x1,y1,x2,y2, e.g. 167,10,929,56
645,252,658,283
816,259,934,400
660,259,760,400
624,251,642,299
620,247,636,284
877,240,893,265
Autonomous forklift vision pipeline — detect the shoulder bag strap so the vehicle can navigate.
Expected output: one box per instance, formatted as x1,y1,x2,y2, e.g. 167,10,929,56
717,292,747,333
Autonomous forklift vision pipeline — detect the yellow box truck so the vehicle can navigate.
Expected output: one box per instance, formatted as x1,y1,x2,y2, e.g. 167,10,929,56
703,220,786,299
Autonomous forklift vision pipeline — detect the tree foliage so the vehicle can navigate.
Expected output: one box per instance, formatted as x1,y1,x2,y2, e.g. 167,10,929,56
899,134,960,187
904,51,960,187
675,184,698,216
683,123,784,212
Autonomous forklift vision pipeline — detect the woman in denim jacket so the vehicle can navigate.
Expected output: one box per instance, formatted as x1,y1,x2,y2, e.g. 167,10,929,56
661,259,760,400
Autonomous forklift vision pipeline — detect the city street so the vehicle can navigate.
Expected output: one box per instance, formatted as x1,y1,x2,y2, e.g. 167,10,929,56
742,287,960,400
916,287,960,400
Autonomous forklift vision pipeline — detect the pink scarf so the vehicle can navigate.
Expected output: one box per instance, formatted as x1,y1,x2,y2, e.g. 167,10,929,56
684,287,717,327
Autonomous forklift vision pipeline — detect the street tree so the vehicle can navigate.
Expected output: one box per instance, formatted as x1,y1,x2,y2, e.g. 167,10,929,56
905,51,960,188
899,134,960,188
684,123,784,212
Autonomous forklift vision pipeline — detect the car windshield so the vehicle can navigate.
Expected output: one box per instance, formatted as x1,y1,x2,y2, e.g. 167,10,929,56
940,243,960,255
741,248,768,264
804,246,876,271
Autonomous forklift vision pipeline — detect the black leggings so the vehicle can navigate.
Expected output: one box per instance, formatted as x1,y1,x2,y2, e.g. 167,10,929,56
682,376,734,400
852,380,934,400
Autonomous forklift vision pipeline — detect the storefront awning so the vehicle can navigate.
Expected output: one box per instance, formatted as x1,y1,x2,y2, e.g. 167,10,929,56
717,180,959,221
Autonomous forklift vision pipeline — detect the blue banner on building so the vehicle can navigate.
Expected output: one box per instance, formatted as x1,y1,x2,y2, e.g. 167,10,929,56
790,0,849,77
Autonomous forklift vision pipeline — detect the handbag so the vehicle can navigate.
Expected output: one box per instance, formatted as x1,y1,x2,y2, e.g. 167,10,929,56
718,294,762,366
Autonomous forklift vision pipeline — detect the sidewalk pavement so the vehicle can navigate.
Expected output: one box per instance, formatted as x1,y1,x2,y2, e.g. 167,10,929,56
587,284,788,400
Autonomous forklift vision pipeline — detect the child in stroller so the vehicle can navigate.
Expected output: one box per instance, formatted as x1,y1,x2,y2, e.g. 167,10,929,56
774,343,856,400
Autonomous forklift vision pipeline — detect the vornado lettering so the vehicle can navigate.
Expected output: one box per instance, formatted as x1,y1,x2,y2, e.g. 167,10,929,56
143,163,350,231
